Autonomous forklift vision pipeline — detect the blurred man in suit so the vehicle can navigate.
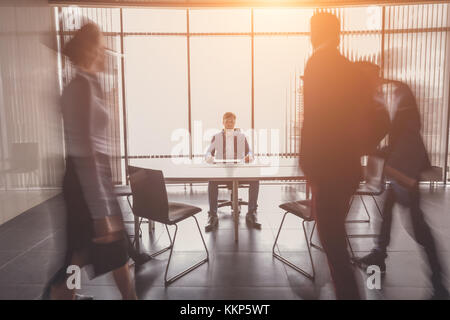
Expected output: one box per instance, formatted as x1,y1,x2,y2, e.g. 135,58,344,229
354,78,449,300
301,12,367,299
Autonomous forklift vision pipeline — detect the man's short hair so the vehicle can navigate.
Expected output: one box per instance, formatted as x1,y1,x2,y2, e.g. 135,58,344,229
223,112,236,120
310,12,340,49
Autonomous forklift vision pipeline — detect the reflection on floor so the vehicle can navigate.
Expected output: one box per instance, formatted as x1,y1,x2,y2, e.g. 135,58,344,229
0,184,449,300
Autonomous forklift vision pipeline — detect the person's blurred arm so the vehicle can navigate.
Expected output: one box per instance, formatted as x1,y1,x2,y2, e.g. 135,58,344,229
244,137,254,163
205,136,216,164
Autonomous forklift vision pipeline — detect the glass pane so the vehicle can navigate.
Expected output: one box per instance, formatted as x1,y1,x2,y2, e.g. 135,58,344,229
124,36,189,157
59,7,120,32
384,31,449,168
254,8,314,33
340,33,381,62
190,36,251,156
189,9,251,33
342,6,382,31
254,36,311,155
123,8,186,33
386,3,448,30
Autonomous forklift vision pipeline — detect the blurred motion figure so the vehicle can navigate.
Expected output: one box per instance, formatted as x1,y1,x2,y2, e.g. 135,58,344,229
43,22,137,300
354,74,449,300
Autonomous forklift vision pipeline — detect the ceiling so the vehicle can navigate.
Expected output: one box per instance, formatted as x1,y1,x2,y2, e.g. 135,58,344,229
48,0,448,8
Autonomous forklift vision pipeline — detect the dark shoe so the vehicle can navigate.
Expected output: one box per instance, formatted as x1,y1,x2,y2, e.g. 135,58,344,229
205,213,219,232
430,290,449,300
246,212,261,229
41,266,67,300
42,285,94,300
41,283,52,300
430,284,450,300
132,253,152,266
353,249,387,273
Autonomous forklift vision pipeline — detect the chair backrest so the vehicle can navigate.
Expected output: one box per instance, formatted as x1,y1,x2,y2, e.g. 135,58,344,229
127,165,142,177
129,167,169,223
10,142,39,172
364,155,385,192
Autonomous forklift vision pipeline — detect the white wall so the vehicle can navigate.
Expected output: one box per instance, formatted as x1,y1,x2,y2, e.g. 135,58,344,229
0,0,65,190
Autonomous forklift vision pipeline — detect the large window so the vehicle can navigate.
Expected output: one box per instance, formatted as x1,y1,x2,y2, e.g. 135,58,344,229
124,36,189,157
383,4,450,169
190,36,252,155
57,4,450,183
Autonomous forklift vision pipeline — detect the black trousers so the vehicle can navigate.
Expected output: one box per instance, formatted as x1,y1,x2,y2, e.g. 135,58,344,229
312,181,360,300
377,183,444,289
63,154,128,279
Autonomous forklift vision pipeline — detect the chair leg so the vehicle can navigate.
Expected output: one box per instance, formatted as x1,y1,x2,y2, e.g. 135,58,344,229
346,233,355,259
193,215,210,262
128,193,164,253
360,196,371,222
128,194,154,250
302,220,316,279
133,216,140,252
164,217,209,285
346,195,370,223
372,195,383,218
272,212,288,254
347,195,381,238
146,224,173,259
309,217,355,260
309,221,324,252
127,195,140,248
272,212,315,280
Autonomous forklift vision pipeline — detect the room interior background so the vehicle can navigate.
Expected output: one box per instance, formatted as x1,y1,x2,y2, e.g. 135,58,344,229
0,0,449,225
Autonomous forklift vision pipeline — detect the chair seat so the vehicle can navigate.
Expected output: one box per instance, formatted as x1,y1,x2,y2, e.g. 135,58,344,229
279,199,313,221
420,166,442,181
114,186,132,197
166,202,202,224
355,184,383,196
114,185,132,197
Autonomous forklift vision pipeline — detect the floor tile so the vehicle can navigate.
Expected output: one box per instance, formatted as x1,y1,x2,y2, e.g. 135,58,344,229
1,185,449,299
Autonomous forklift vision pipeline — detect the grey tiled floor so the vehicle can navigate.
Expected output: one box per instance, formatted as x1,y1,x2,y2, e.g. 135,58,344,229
0,183,449,300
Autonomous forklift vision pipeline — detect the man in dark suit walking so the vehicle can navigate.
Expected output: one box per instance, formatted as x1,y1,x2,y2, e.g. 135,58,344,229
354,79,449,300
300,12,367,299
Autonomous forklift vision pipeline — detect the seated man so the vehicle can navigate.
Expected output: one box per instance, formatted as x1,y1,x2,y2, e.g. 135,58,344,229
205,112,260,232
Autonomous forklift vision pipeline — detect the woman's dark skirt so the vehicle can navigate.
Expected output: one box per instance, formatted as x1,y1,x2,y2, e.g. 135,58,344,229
62,154,128,280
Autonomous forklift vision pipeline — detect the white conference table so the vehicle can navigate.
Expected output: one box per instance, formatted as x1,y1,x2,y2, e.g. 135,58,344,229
128,157,305,243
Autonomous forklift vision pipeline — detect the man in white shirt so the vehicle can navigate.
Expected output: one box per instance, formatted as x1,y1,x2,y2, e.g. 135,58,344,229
204,112,260,232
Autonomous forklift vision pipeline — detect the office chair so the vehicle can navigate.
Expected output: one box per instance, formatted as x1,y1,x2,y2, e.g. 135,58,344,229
217,183,249,213
129,167,209,285
274,196,356,278
272,199,316,280
114,166,154,252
